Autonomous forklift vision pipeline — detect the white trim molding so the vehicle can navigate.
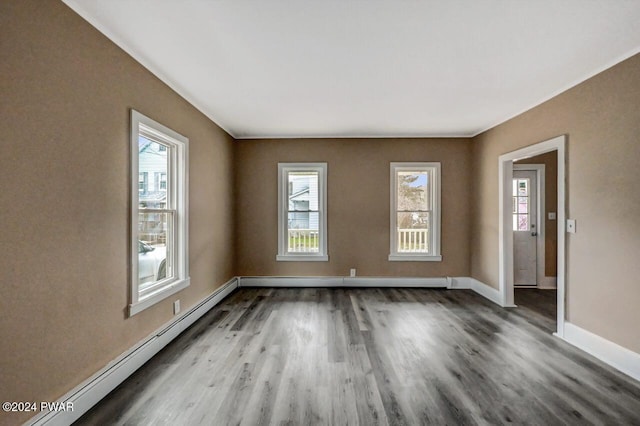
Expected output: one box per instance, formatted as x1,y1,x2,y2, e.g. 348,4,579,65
27,278,238,426
388,254,442,262
498,135,566,336
448,277,506,307
560,322,640,382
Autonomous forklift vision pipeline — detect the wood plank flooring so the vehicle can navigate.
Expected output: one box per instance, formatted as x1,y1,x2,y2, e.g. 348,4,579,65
76,288,640,425
514,288,557,322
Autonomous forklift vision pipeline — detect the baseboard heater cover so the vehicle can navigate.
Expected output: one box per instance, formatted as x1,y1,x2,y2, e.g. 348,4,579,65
238,276,450,288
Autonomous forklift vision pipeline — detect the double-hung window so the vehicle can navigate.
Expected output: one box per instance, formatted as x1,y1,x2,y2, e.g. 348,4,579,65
130,110,189,316
389,162,441,261
277,163,328,261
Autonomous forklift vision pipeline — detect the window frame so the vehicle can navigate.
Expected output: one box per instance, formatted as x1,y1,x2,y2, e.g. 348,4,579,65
389,162,442,261
130,110,189,316
277,163,328,262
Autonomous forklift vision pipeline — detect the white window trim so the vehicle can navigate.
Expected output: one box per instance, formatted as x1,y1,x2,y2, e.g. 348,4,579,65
277,163,328,261
130,110,189,316
389,162,442,262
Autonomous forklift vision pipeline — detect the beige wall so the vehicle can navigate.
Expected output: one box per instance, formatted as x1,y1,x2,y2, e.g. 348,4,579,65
515,151,558,277
235,138,472,277
471,54,640,353
0,1,235,424
2,1,639,423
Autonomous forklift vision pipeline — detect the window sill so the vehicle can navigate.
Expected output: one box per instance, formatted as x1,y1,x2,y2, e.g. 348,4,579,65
129,277,190,316
276,254,329,262
388,254,442,262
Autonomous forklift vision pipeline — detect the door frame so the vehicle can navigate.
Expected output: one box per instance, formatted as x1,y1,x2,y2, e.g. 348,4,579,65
512,164,545,287
498,135,566,337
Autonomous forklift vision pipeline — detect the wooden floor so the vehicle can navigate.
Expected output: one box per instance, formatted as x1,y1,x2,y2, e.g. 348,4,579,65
77,288,640,425
514,288,557,323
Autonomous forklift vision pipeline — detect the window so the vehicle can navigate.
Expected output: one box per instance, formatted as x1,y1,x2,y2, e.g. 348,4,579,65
389,162,441,261
277,163,328,261
130,110,189,316
159,172,167,191
138,172,147,193
513,178,530,231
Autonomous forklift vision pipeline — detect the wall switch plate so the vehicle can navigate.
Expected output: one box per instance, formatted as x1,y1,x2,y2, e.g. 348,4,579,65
548,212,556,220
350,268,356,277
173,300,180,315
566,219,576,233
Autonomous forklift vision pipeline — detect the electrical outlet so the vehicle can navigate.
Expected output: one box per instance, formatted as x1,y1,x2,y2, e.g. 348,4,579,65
566,219,576,234
173,300,180,315
548,212,556,220
350,268,356,277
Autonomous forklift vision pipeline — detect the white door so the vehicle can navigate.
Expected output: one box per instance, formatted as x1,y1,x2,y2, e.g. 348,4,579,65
513,170,538,286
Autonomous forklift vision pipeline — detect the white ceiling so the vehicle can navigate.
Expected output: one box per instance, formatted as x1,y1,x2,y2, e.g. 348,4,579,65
62,0,640,139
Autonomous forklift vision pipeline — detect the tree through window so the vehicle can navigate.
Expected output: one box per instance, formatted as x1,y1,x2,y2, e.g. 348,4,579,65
390,163,441,261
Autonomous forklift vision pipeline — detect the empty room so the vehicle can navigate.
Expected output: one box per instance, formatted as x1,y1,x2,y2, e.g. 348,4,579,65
2,0,640,425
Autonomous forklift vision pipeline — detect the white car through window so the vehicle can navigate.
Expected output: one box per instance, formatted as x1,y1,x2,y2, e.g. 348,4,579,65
138,241,166,285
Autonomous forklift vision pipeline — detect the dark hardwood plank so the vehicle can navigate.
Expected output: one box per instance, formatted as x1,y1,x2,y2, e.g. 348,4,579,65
76,288,640,426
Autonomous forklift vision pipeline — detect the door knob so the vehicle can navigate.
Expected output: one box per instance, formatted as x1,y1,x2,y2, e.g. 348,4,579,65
531,232,538,236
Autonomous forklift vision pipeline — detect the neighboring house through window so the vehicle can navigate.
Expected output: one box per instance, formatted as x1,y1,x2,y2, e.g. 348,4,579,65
130,110,189,315
277,163,328,261
389,162,442,261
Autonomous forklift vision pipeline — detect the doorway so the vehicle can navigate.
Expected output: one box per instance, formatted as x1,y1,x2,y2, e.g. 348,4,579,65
498,135,566,337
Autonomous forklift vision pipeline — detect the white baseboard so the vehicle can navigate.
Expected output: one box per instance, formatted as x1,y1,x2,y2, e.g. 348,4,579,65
447,277,505,306
28,277,239,426
468,278,506,306
239,276,449,288
560,322,640,382
447,276,472,289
